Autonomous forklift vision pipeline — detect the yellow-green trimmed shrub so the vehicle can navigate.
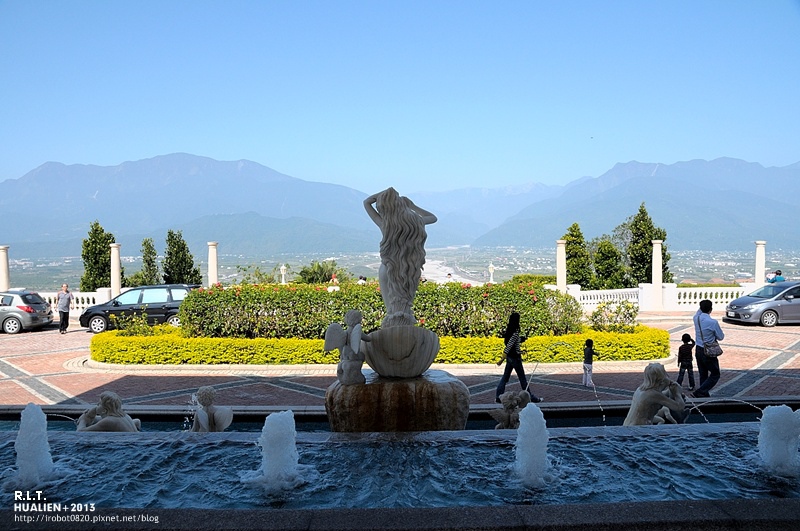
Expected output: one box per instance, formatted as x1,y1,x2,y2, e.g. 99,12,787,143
521,326,669,362
91,330,335,365
91,326,668,365
438,326,668,364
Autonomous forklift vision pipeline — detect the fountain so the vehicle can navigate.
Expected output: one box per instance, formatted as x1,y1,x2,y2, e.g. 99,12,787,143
514,403,550,487
758,404,800,477
8,404,53,489
2,194,799,530
325,188,469,432
246,410,301,489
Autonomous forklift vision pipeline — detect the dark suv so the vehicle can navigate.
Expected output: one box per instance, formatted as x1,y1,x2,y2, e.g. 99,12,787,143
79,284,198,333
0,290,54,334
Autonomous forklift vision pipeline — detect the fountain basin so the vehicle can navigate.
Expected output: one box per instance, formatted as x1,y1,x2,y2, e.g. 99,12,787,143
2,424,798,508
3,423,799,530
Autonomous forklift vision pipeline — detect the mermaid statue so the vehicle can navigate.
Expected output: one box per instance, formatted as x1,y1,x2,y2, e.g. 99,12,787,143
364,187,437,328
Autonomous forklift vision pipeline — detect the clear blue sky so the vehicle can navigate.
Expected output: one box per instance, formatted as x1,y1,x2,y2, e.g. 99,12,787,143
1,0,799,193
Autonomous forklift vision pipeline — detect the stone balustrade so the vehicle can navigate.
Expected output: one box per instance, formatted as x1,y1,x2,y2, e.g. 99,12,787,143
38,289,112,313
673,285,748,308
550,283,752,314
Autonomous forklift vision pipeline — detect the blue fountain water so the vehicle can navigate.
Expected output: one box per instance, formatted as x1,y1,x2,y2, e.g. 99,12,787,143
1,420,798,510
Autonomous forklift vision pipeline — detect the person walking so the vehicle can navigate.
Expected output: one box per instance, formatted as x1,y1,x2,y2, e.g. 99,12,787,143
582,338,597,387
56,283,74,334
692,299,724,398
676,333,696,391
496,312,542,403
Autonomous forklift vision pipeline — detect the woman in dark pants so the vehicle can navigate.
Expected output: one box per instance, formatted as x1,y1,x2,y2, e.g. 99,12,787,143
495,312,542,403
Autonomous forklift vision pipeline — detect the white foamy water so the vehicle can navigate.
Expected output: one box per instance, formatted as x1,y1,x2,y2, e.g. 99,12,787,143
514,402,550,487
758,404,800,477
13,403,54,488
242,410,303,490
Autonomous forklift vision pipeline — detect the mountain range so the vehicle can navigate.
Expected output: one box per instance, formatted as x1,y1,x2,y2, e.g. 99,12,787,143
1,153,798,258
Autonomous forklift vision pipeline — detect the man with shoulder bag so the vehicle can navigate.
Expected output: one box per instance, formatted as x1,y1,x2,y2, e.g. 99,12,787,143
692,299,725,398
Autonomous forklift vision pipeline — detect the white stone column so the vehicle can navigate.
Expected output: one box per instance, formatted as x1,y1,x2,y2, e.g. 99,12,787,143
651,240,663,310
755,240,766,285
0,246,9,292
207,241,219,287
0,245,11,291
556,240,567,293
110,243,121,297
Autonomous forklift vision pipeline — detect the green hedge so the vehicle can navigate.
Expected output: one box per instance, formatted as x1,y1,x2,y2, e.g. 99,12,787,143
90,326,668,365
178,277,582,340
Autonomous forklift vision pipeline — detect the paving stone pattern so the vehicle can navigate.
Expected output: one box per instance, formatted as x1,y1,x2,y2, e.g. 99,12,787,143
1,316,799,410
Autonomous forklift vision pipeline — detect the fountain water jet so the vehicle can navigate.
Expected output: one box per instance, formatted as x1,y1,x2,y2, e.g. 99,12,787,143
242,410,302,490
758,404,800,477
514,403,550,487
12,403,54,489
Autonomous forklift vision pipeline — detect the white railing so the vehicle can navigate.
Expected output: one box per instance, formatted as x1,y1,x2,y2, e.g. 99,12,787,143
550,283,754,313
674,286,748,308
39,289,112,313
568,287,639,312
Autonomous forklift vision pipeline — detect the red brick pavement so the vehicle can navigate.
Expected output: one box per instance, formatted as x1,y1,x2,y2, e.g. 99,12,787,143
0,318,798,412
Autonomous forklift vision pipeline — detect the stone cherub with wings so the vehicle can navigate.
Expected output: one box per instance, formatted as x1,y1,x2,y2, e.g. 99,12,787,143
488,390,531,429
324,310,372,385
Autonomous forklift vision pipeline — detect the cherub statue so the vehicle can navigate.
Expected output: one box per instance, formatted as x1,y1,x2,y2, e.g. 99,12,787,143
623,363,686,426
488,390,532,429
190,386,233,432
76,391,141,432
325,310,371,385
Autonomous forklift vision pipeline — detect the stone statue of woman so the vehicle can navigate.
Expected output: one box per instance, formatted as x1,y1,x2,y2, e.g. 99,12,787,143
364,187,437,327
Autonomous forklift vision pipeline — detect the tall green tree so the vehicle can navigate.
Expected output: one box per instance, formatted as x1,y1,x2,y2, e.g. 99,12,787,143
626,203,673,284
127,238,161,286
80,221,124,291
563,222,594,287
162,230,202,285
592,239,627,289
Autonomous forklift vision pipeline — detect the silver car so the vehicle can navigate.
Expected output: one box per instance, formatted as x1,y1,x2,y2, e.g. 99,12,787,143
0,290,54,334
724,281,800,327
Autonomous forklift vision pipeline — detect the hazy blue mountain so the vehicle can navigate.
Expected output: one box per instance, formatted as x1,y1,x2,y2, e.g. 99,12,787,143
2,154,798,256
0,153,369,243
473,158,800,251
0,153,557,253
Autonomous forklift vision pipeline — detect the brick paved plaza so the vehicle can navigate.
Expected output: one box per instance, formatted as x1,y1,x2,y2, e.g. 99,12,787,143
1,314,798,417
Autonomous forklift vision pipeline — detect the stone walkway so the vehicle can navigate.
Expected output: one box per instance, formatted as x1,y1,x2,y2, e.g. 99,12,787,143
1,315,799,413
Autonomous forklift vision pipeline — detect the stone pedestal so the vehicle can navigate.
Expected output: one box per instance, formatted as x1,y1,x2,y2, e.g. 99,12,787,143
325,370,470,432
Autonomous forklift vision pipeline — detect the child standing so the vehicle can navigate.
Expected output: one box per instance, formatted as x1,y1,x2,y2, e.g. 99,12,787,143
676,333,696,390
583,339,597,387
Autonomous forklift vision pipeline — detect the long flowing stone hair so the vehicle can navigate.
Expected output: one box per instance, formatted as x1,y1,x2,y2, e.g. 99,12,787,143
376,188,426,309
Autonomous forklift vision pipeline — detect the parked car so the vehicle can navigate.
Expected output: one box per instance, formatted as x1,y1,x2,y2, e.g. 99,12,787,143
724,281,800,327
0,289,54,334
79,284,198,333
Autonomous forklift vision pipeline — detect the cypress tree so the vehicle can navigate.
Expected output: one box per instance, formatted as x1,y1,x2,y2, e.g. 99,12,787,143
80,220,124,291
563,222,594,288
162,230,202,285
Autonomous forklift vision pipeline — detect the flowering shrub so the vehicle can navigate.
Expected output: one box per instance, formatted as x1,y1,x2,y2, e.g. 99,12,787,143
588,300,639,333
178,276,583,340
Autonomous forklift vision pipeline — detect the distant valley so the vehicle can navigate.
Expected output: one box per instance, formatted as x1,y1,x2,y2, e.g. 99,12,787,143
1,153,798,259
